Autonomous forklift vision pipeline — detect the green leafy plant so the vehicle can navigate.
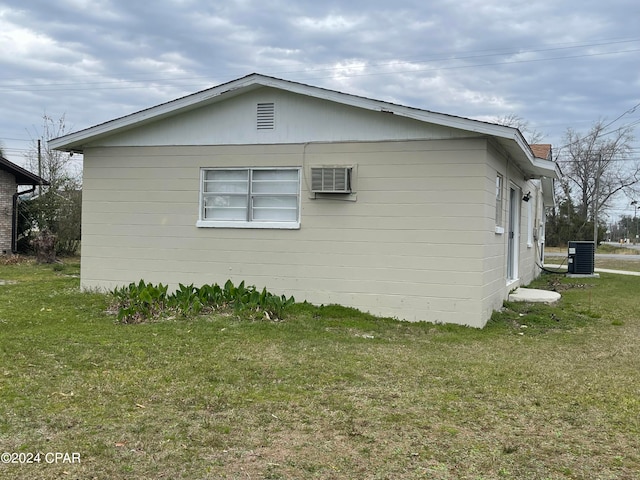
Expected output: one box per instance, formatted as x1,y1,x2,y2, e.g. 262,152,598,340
111,280,168,323
170,283,204,316
110,279,295,323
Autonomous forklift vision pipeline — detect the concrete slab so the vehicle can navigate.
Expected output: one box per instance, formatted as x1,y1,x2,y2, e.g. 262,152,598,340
544,264,640,276
508,288,561,304
595,268,640,276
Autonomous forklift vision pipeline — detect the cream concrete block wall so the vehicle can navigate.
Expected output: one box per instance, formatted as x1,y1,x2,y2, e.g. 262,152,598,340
480,144,545,321
81,138,496,326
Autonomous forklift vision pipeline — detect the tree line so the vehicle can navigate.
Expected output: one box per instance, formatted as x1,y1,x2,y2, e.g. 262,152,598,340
498,115,638,246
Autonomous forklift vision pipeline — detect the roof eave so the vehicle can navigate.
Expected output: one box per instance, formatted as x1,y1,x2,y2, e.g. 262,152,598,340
0,156,50,185
48,74,560,186
48,73,543,154
530,157,561,179
541,176,556,208
49,74,265,152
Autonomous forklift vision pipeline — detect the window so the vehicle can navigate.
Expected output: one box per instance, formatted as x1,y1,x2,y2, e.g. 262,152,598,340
495,174,504,234
527,199,534,247
197,168,300,229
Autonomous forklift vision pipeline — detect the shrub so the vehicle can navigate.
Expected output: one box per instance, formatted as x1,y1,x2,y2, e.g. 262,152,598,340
17,189,81,256
111,280,168,324
110,280,295,324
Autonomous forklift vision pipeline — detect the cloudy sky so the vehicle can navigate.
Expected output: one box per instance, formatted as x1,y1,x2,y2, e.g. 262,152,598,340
1,0,639,214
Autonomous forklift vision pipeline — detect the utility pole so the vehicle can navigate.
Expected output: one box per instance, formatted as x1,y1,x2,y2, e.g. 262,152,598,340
593,154,601,247
632,200,638,245
37,139,42,196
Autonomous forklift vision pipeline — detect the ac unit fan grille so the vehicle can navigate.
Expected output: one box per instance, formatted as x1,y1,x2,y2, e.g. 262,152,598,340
311,167,351,193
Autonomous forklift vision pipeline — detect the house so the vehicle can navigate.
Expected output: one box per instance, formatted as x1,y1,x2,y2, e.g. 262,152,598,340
49,73,559,327
0,156,49,254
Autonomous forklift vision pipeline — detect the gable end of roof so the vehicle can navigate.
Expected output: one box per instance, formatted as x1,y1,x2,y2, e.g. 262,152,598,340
48,73,559,182
0,156,50,185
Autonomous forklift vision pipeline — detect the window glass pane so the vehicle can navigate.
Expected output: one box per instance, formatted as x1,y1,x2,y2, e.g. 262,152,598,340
495,174,503,226
252,196,297,222
252,196,297,208
206,170,248,181
252,207,297,222
203,194,247,220
204,181,248,193
204,195,247,208
252,181,298,194
252,209,297,221
252,170,298,194
253,169,297,181
204,169,249,193
204,207,247,221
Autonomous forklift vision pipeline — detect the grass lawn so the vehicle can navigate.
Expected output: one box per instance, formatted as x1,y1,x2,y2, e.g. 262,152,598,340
1,258,639,479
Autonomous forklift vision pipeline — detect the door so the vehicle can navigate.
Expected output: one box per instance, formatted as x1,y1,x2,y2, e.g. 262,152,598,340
507,186,520,281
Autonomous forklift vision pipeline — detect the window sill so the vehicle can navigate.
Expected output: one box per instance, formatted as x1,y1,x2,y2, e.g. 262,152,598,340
495,226,505,235
196,220,300,229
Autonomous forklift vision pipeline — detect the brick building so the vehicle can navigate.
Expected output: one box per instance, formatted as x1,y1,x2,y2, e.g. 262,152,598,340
0,156,48,254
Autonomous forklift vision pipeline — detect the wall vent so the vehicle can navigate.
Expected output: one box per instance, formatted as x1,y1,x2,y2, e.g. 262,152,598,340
311,167,352,193
257,102,275,130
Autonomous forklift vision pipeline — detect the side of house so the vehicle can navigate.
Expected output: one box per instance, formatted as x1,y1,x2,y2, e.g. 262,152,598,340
50,74,558,327
0,156,50,254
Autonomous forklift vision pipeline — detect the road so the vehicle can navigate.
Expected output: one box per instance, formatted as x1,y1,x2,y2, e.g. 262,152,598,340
545,252,640,259
545,242,640,260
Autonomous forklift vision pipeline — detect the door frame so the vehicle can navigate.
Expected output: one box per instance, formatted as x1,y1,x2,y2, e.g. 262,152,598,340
507,185,521,282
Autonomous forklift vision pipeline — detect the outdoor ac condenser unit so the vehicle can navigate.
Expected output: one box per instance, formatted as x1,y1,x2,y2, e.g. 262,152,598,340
567,241,595,275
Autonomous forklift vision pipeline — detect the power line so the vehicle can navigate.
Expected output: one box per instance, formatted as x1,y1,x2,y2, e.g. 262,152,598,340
2,35,638,86
600,102,640,131
1,44,639,93
555,117,640,152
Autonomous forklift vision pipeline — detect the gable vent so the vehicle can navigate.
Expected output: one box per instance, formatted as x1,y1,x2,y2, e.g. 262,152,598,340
257,102,275,130
311,167,352,193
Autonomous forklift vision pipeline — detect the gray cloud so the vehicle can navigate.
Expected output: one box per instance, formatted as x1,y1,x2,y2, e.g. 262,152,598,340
1,0,638,178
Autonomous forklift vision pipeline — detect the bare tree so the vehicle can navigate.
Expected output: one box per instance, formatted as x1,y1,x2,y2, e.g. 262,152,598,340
558,120,637,222
25,114,81,190
494,113,546,145
19,114,82,256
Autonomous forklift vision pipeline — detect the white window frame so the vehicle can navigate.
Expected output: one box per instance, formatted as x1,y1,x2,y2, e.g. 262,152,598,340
495,174,504,234
196,167,301,229
527,199,534,248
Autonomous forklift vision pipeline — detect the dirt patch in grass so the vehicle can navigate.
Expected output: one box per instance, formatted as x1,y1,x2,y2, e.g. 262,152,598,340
0,254,32,265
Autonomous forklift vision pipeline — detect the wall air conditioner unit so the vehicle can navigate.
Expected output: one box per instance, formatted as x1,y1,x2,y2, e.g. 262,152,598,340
310,167,352,193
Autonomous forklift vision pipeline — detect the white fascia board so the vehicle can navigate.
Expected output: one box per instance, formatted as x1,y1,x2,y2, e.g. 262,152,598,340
280,78,520,138
48,73,541,165
541,176,556,208
531,157,561,179
49,75,265,151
